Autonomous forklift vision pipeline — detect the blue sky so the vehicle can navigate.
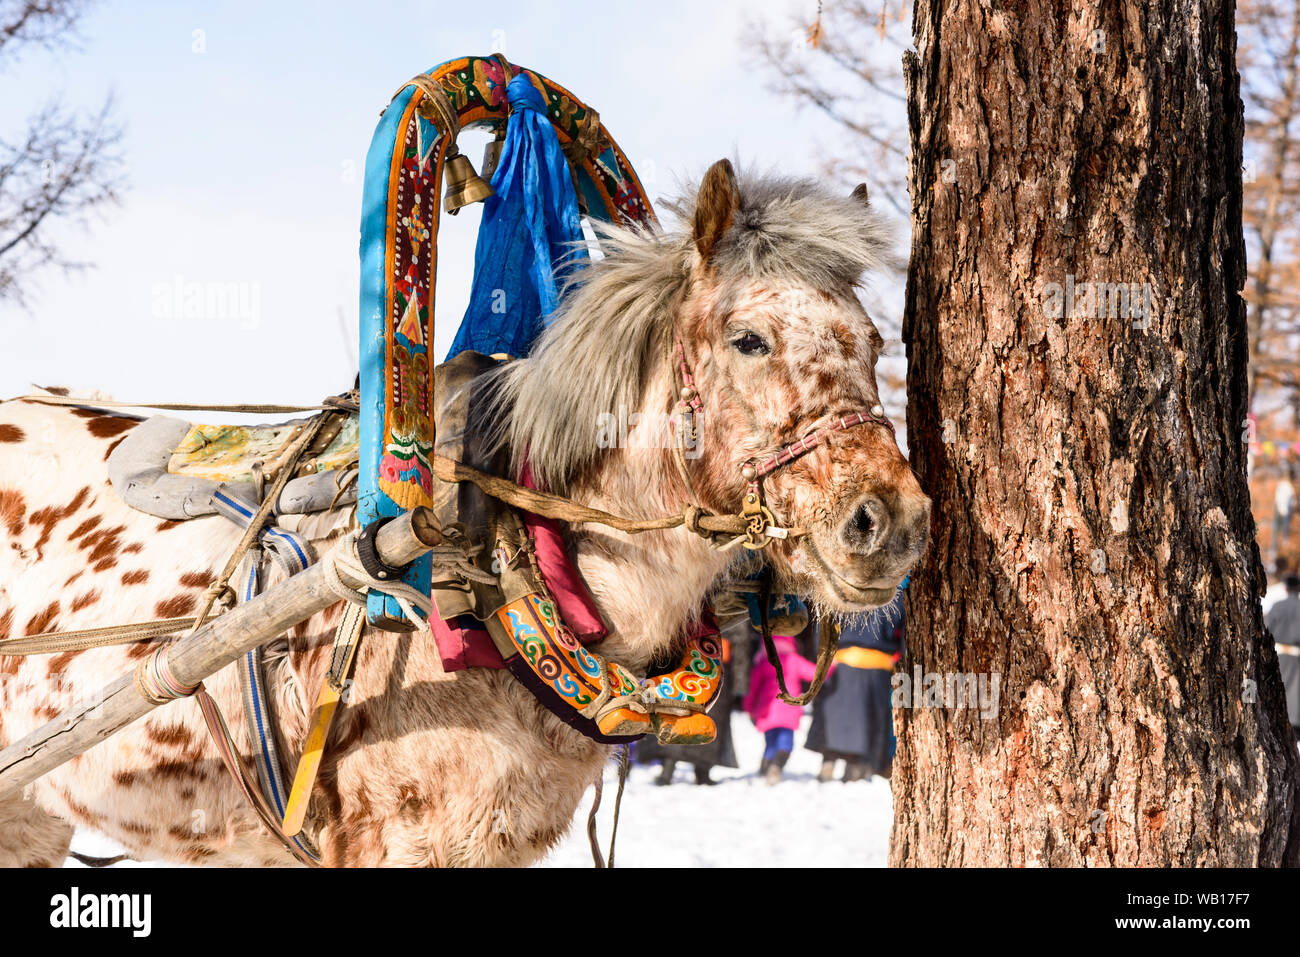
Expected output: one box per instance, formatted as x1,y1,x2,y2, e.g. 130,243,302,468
0,0,905,408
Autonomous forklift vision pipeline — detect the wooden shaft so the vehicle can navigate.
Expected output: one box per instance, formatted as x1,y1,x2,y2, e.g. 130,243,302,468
0,508,442,800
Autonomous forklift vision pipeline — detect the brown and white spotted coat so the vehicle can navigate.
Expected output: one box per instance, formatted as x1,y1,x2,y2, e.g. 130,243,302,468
0,161,929,867
0,398,609,866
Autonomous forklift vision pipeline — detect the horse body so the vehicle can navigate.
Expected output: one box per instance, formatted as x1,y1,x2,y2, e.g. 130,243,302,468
0,400,620,867
0,164,929,866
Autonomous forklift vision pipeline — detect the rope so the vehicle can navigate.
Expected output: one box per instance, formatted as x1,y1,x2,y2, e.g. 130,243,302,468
133,647,200,705
428,528,498,586
432,453,798,544
322,529,434,632
586,765,604,868
756,567,840,707
13,394,338,414
608,744,629,868
799,617,840,705
586,744,630,869
0,617,198,656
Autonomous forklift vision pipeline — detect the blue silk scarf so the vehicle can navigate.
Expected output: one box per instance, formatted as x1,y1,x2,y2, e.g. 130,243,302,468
446,73,587,359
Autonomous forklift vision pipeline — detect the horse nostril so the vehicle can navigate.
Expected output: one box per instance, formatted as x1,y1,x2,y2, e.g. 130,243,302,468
852,505,875,541
843,498,881,551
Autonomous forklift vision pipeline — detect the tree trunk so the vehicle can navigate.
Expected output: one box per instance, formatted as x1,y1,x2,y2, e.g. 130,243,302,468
895,0,1300,865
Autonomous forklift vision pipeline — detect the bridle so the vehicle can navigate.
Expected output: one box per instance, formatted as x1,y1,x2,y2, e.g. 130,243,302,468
671,334,895,551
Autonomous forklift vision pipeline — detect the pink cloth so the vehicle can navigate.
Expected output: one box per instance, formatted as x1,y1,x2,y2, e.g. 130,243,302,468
429,461,608,672
743,636,818,732
431,614,504,671
518,463,608,644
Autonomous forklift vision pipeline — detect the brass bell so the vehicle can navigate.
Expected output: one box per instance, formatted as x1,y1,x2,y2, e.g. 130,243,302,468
443,145,493,214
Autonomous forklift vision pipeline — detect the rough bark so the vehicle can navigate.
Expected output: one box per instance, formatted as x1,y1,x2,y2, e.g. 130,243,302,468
895,0,1300,865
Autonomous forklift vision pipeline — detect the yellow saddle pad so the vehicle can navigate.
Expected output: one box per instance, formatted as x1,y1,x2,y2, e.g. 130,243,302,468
167,415,359,483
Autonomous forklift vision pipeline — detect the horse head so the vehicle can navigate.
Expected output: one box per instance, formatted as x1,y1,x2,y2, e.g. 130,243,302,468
676,159,930,612
490,159,929,622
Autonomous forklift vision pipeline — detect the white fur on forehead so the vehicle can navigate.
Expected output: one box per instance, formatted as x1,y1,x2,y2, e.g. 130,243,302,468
670,169,892,287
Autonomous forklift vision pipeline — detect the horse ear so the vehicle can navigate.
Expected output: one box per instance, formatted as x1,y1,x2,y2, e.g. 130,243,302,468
694,159,740,262
851,183,870,207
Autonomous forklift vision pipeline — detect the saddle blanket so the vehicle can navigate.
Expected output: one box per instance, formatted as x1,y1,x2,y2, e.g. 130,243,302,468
169,416,359,482
108,415,359,520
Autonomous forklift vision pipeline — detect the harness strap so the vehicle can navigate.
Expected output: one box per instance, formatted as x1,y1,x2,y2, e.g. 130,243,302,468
282,601,367,838
229,545,296,832
193,685,321,867
432,453,788,543
668,333,705,507
237,643,292,826
212,477,316,833
750,409,893,480
756,568,840,706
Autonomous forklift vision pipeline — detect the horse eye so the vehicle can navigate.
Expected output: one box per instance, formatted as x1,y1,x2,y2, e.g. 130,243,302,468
732,332,770,356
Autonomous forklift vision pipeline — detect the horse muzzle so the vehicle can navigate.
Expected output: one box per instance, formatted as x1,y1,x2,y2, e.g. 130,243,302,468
802,485,930,610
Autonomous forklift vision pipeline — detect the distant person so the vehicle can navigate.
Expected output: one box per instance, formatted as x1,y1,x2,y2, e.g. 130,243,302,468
743,633,817,785
806,586,904,782
1276,476,1296,553
1266,573,1300,736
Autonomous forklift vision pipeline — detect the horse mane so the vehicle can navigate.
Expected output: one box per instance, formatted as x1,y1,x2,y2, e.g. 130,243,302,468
479,169,892,494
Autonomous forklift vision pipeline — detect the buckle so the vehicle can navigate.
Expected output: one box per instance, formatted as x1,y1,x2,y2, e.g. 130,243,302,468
740,490,777,550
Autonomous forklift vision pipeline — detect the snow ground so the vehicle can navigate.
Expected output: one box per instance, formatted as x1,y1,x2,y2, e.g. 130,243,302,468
539,716,892,868
65,716,893,868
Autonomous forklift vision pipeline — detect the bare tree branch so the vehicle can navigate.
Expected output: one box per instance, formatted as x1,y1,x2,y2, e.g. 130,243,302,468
745,1,912,418
1241,0,1300,433
745,2,912,221
0,0,124,306
0,0,87,62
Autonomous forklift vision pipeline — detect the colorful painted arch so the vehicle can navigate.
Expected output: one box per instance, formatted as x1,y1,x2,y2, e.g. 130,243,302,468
358,55,657,628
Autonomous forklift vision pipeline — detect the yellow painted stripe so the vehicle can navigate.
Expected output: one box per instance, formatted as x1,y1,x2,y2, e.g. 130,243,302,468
282,603,366,838
282,685,341,838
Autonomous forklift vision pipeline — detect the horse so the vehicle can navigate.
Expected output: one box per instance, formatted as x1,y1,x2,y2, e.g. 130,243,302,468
0,159,930,867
